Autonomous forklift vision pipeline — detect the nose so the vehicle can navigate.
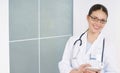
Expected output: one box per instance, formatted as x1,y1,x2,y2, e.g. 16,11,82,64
94,20,102,26
95,19,103,24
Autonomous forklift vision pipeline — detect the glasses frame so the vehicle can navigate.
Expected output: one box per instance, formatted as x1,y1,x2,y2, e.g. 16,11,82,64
89,15,107,24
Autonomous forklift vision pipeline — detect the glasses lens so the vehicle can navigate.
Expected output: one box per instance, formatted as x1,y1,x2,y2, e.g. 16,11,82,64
100,19,107,24
90,16,107,24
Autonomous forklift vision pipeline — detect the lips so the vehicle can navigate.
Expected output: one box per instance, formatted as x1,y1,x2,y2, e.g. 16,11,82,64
93,24,100,30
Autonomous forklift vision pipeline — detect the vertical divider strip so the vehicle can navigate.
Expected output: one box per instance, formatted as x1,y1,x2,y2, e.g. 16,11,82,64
38,0,40,73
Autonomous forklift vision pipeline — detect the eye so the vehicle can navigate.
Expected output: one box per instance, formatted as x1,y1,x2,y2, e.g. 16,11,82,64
92,17,97,20
89,16,98,20
101,19,106,22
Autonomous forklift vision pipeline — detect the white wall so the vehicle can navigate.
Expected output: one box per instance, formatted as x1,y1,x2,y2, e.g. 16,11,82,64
0,0,9,73
73,0,120,72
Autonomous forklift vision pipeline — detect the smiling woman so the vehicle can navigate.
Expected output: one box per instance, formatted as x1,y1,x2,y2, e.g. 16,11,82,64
59,4,118,73
73,0,120,73
0,0,9,73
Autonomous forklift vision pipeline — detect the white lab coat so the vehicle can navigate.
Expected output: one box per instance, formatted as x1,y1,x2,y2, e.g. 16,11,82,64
58,32,117,73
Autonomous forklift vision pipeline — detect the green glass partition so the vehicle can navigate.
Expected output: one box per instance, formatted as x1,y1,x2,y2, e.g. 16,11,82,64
9,0,72,73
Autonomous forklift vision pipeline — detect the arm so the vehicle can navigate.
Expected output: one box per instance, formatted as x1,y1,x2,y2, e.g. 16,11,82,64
102,43,118,73
58,37,74,73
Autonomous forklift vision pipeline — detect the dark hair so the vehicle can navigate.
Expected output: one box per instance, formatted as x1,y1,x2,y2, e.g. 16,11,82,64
88,4,108,17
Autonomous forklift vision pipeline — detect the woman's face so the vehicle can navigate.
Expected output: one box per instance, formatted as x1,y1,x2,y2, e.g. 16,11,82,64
87,10,107,33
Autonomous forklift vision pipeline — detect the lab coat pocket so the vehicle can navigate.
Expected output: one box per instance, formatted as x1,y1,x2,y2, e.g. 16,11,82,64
71,58,79,69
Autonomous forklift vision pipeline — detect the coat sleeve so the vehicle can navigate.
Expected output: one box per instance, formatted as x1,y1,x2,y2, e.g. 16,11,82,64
58,36,75,73
102,40,118,73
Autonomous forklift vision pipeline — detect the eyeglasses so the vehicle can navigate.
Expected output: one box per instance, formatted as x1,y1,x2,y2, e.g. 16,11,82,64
89,15,107,24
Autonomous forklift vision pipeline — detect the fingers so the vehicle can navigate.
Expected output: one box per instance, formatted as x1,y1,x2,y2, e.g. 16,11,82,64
78,64,91,72
85,69,100,73
78,64,101,73
81,64,91,68
79,64,91,69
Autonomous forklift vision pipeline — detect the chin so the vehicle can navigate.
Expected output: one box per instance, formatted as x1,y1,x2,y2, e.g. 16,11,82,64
92,29,101,33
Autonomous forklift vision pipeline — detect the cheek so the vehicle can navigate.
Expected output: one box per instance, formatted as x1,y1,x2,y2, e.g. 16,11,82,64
88,20,93,26
89,22,94,27
101,24,105,28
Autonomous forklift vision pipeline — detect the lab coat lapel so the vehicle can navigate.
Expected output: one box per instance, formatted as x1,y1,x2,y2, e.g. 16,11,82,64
85,32,104,61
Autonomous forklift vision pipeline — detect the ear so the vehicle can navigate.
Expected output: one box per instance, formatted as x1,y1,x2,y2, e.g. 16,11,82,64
87,15,89,21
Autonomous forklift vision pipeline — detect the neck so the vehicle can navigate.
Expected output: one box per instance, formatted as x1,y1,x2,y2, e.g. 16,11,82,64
87,29,100,43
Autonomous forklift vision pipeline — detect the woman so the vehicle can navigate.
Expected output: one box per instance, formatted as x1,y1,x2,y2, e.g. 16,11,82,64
58,4,116,73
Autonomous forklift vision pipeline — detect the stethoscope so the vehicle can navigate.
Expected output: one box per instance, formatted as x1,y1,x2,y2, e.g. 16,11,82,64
71,29,105,64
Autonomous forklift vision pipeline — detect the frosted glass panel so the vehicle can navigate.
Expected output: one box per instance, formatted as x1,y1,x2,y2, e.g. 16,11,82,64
40,37,70,73
9,0,38,40
10,40,39,73
40,0,73,37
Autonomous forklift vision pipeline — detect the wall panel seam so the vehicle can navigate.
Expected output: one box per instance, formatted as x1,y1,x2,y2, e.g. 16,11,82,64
9,34,72,43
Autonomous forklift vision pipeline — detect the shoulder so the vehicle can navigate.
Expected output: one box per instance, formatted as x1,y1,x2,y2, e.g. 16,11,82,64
68,35,80,42
66,35,80,45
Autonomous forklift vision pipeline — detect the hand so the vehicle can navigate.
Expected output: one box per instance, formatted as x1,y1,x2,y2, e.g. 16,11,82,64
70,64,91,73
78,64,91,73
85,69,100,73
